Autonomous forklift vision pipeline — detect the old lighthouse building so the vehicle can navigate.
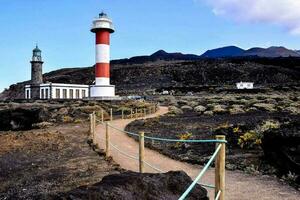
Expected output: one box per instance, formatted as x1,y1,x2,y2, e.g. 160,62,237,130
25,46,89,100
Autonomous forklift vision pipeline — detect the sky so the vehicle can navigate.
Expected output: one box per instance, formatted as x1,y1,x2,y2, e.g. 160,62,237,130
1,0,300,92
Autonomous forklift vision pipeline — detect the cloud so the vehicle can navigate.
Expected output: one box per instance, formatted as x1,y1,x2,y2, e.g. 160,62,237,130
201,0,300,35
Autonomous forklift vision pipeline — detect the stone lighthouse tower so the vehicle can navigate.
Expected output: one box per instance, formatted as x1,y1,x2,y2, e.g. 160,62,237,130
31,45,43,84
29,45,44,99
90,12,115,98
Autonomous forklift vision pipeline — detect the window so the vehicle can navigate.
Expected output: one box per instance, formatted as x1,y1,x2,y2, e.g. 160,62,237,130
76,89,80,99
26,90,30,99
63,89,67,99
41,89,45,99
69,89,74,99
56,89,60,99
45,89,49,99
82,90,86,98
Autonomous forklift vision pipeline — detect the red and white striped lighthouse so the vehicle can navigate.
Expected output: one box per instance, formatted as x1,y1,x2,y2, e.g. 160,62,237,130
90,12,115,97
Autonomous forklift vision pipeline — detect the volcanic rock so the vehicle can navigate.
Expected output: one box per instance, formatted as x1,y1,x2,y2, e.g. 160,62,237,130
58,171,208,200
0,107,48,131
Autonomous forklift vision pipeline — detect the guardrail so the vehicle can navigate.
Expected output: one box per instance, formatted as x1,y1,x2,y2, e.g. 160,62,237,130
89,107,226,200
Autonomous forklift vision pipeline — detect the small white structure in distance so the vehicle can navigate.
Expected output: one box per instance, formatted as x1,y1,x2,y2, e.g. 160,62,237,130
162,90,169,95
236,82,254,89
127,95,143,100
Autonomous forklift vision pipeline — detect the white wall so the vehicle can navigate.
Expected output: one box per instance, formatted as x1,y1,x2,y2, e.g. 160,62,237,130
26,83,89,99
51,86,89,99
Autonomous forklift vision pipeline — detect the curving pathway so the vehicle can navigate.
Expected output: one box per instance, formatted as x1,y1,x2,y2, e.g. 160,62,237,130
94,106,299,200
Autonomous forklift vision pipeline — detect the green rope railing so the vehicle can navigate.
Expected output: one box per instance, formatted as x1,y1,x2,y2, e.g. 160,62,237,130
107,123,227,143
178,144,222,200
199,183,215,189
215,190,222,200
109,141,139,161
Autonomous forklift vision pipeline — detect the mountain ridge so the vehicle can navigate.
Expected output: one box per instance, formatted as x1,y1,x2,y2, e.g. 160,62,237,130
111,46,300,64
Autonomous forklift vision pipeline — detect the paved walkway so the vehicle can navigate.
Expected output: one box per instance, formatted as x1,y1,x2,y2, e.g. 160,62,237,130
94,107,299,200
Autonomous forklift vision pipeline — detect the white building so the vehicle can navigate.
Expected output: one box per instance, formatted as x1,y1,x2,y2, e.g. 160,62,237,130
236,82,254,89
25,83,89,100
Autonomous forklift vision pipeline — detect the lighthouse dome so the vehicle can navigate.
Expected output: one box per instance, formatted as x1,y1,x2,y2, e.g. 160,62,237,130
32,45,42,62
33,45,41,53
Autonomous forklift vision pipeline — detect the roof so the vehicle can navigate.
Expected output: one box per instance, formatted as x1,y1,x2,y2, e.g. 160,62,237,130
33,45,41,52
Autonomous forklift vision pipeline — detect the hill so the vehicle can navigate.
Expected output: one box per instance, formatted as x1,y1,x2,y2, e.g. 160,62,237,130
112,50,200,64
202,46,300,58
243,46,300,57
201,46,245,58
1,56,300,100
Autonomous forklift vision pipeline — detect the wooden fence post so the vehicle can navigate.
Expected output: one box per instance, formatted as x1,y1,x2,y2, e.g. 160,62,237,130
139,131,145,173
135,108,138,118
215,135,226,200
122,109,124,119
131,108,133,119
92,112,96,142
89,114,93,136
105,122,110,158
110,108,113,121
101,109,104,122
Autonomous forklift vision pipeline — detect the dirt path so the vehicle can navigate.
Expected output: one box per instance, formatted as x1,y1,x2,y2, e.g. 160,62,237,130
0,123,119,200
95,106,300,200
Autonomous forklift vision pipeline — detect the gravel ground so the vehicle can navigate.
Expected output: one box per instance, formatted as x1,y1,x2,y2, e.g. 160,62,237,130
0,123,120,200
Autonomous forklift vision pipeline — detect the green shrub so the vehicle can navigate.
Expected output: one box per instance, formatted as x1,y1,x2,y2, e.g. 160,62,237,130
174,132,192,148
258,120,280,133
62,116,73,123
238,130,262,149
238,120,280,149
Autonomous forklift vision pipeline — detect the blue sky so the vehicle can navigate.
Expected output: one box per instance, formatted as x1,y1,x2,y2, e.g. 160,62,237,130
1,0,300,92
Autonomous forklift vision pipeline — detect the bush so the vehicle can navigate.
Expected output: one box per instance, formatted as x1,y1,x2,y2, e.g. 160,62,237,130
203,111,213,116
181,105,193,111
238,120,280,149
74,119,83,124
258,120,280,133
212,105,227,114
284,106,300,114
229,105,245,114
62,115,73,123
187,101,199,108
238,130,262,149
168,106,183,115
194,105,206,113
253,103,276,112
174,132,192,148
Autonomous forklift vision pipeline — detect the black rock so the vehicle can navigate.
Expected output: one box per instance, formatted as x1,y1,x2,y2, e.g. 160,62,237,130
0,107,48,131
57,171,208,200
